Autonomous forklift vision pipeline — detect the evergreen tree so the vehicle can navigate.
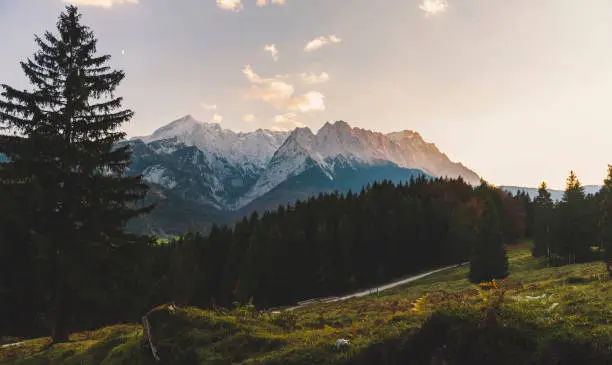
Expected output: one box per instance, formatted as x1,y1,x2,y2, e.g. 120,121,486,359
533,182,553,258
447,201,477,263
519,191,535,238
469,195,509,283
499,190,526,243
0,6,153,342
599,165,612,264
556,171,590,263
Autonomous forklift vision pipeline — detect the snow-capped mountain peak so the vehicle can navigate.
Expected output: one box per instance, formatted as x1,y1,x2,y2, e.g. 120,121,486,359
128,117,480,217
280,126,313,148
233,121,480,209
142,114,204,141
134,115,291,171
386,130,480,183
387,130,425,144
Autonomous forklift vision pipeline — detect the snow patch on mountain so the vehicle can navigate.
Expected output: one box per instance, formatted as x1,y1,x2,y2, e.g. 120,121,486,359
234,127,326,209
142,165,177,189
148,138,182,155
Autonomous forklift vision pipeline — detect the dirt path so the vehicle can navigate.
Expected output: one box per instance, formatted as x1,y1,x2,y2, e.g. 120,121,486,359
282,262,468,312
0,341,25,349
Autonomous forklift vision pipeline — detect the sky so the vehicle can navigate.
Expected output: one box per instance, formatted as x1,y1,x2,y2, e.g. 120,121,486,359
1,0,612,189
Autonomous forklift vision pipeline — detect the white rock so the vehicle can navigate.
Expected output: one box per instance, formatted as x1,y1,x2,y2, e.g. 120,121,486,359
335,338,350,350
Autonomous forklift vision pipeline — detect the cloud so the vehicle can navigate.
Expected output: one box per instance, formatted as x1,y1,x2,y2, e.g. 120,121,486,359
264,44,279,61
287,91,325,112
243,114,256,122
62,0,137,7
242,65,324,112
210,113,223,124
300,72,330,84
256,0,286,7
242,64,265,83
200,103,217,111
242,65,295,106
304,35,342,52
273,113,296,123
419,0,448,16
217,0,243,11
247,82,294,106
270,113,305,131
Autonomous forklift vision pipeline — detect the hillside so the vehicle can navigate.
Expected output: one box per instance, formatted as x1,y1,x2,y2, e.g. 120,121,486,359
3,245,610,365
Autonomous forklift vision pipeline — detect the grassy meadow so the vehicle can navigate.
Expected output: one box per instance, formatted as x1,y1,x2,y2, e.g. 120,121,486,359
2,244,610,365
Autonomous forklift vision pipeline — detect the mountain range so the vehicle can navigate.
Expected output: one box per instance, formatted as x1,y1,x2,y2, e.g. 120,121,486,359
124,115,481,235
0,116,606,235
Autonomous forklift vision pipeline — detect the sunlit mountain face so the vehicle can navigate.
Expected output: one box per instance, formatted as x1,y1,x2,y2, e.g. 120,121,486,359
124,115,480,234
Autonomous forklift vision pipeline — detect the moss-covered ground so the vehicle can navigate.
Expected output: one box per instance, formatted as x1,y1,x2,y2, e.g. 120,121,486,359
2,244,610,364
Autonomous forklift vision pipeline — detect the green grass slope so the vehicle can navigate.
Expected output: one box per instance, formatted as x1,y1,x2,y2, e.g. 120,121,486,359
2,245,611,365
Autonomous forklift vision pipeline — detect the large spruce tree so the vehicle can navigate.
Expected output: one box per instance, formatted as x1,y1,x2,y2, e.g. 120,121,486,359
532,181,553,258
469,191,509,283
556,171,590,263
0,6,153,342
599,165,612,264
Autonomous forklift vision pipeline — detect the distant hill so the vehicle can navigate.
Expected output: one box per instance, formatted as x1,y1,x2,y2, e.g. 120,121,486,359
500,185,602,202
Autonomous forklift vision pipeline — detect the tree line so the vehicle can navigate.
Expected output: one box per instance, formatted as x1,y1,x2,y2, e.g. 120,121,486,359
0,6,609,343
532,169,612,266
143,176,527,311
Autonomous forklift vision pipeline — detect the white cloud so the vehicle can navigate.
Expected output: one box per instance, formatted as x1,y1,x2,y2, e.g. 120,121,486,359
300,72,330,84
242,65,295,106
264,44,279,61
242,65,326,113
270,112,305,131
242,64,264,83
419,0,448,16
217,0,243,11
304,35,342,52
273,113,296,123
328,35,341,43
62,0,137,7
288,91,325,112
247,81,295,106
256,0,286,7
243,114,256,122
200,103,217,111
211,113,223,124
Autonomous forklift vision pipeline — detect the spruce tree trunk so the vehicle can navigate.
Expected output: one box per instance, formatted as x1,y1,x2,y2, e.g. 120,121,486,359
51,287,70,343
52,310,69,343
